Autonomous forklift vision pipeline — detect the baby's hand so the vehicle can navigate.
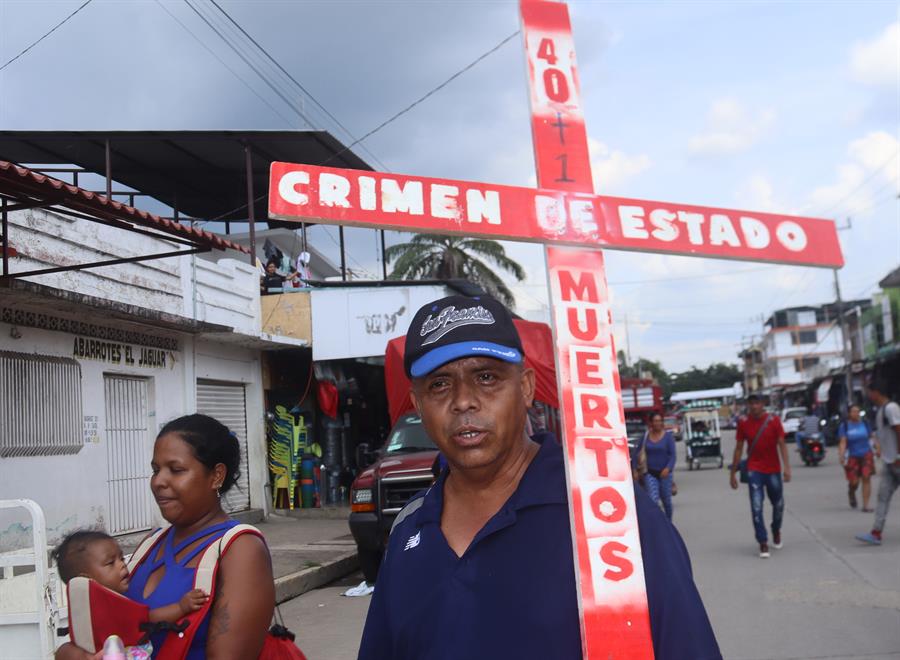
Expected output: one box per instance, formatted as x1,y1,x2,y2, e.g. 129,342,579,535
178,589,208,614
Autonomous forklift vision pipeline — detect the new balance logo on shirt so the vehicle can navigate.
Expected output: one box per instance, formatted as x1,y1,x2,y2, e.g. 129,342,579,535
404,531,421,551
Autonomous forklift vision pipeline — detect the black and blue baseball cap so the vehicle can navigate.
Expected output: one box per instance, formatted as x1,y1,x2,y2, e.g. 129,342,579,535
404,295,525,378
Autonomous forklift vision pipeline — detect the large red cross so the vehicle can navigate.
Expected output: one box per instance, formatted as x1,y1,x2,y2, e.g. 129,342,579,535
268,1,843,656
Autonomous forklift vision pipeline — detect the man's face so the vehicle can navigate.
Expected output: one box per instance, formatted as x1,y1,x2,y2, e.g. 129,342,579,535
266,263,277,274
866,387,883,404
748,399,765,417
410,356,535,473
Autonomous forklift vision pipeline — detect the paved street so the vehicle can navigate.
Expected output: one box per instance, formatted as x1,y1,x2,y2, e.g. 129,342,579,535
282,430,900,660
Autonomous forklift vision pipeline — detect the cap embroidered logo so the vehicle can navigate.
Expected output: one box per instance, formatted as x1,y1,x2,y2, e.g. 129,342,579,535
419,305,495,346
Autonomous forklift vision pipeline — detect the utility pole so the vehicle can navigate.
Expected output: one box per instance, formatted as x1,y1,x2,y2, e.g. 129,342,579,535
833,268,853,412
624,313,632,369
833,217,854,413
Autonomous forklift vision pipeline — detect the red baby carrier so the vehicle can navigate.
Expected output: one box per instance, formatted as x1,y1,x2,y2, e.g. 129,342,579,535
68,523,306,659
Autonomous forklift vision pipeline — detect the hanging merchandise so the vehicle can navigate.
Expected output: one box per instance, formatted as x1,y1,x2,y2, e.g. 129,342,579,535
317,380,339,419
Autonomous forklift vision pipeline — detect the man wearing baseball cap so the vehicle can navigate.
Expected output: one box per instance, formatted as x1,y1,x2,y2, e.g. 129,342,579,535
358,295,720,659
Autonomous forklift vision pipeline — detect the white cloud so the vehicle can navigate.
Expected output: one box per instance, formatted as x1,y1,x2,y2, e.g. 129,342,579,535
808,130,900,217
688,98,775,157
850,21,900,87
588,138,651,193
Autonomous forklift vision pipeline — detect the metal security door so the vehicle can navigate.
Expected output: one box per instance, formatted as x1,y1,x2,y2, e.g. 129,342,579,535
196,380,250,512
104,375,155,534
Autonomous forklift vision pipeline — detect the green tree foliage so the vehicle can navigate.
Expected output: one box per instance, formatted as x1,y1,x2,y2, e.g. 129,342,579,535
617,350,740,398
384,234,525,308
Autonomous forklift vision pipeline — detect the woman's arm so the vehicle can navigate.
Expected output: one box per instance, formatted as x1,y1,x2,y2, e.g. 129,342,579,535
666,432,676,471
205,534,275,660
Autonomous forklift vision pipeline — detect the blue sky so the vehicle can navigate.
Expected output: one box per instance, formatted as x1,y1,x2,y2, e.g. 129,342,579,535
1,0,897,372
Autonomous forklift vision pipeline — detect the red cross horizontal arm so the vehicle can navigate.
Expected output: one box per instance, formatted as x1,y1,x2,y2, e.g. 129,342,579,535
268,162,843,269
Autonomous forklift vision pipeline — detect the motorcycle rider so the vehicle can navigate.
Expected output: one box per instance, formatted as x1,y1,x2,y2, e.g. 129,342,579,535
796,407,821,452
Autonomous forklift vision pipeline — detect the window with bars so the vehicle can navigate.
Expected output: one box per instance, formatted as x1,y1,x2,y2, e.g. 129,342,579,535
0,351,83,457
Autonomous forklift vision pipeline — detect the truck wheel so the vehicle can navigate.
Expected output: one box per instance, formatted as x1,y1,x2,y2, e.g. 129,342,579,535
358,546,383,584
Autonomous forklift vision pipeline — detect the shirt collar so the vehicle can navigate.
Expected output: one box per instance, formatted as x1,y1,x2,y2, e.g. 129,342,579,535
416,431,568,527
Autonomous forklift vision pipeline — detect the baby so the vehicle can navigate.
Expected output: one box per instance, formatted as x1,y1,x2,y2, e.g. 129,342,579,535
53,529,207,626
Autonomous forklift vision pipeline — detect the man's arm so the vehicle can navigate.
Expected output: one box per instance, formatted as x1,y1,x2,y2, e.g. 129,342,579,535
636,486,722,659
777,433,792,482
729,437,745,490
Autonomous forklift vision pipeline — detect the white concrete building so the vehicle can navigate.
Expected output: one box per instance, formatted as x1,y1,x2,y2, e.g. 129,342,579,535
761,305,853,388
0,204,300,551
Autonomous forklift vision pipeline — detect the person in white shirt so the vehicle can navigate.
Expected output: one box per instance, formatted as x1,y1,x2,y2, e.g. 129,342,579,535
856,378,900,546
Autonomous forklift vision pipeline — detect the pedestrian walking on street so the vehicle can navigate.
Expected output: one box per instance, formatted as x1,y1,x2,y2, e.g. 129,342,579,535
358,294,722,660
838,404,875,511
856,379,900,546
729,394,791,558
641,412,676,520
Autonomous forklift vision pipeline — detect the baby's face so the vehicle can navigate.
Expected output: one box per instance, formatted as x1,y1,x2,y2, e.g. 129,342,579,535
84,538,130,593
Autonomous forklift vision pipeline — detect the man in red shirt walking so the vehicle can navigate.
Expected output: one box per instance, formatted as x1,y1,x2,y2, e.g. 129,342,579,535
730,394,792,557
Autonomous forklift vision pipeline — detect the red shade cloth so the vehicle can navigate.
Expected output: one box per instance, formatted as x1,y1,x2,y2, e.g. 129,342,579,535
385,319,559,426
316,380,339,419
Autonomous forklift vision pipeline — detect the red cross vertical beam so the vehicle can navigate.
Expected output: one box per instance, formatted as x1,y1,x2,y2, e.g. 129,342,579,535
519,1,655,657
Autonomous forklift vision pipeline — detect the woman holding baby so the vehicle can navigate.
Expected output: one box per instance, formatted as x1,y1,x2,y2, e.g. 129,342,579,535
56,414,274,659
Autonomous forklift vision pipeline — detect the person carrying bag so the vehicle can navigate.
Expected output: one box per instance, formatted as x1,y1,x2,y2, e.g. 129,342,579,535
739,415,771,483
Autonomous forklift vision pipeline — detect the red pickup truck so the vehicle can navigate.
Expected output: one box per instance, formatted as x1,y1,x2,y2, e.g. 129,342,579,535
349,413,437,583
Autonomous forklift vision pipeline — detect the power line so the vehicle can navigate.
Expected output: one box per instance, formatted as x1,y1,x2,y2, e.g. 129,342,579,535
183,0,316,129
814,149,900,218
319,29,521,168
195,27,519,226
154,0,296,126
206,0,390,173
0,0,93,72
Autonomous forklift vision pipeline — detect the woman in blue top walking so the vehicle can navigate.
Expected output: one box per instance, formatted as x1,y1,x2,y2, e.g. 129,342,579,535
642,412,677,520
838,404,876,511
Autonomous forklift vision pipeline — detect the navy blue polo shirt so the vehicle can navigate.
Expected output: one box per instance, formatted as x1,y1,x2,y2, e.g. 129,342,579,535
358,433,721,660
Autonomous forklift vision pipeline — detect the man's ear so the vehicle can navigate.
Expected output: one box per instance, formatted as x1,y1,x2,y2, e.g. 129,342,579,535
520,367,536,407
410,387,422,415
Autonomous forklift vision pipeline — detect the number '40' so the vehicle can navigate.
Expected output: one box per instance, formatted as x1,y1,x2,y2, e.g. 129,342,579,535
537,38,570,103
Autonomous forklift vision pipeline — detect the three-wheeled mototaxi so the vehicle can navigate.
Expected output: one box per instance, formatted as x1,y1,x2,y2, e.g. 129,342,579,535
682,405,725,470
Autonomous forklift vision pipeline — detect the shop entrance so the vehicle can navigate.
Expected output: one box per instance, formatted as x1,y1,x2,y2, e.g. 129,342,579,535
104,374,155,534
196,379,250,512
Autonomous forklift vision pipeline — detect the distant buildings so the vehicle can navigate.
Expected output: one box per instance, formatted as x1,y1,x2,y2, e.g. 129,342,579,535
739,267,900,410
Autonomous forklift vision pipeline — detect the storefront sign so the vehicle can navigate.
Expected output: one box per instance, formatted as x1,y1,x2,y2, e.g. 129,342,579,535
72,336,173,369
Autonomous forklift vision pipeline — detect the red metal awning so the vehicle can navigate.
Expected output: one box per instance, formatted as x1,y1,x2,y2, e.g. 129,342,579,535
0,160,248,254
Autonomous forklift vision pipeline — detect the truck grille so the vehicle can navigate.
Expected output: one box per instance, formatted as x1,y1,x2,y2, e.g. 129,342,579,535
381,475,433,514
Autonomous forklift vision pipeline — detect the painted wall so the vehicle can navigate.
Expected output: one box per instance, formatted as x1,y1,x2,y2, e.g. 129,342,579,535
8,207,261,336
0,312,267,552
310,284,450,361
1,210,270,551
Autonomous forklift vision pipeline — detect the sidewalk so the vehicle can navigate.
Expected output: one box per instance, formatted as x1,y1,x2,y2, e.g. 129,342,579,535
119,507,359,604
257,508,360,603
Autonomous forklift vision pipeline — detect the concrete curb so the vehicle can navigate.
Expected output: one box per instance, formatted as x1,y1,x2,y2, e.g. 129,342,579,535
274,549,360,603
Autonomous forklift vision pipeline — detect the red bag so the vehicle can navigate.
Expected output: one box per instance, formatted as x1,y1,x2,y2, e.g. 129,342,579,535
260,624,308,660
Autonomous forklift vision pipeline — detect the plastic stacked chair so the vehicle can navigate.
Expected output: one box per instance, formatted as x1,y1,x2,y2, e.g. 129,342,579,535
268,407,297,509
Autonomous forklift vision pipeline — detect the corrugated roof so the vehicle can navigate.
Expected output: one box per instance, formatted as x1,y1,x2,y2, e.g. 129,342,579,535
0,130,372,223
0,160,248,253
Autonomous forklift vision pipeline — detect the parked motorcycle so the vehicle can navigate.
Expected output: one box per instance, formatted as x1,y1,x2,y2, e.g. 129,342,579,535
799,432,825,466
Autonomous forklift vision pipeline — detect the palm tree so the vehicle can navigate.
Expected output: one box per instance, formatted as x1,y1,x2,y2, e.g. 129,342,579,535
385,234,526,308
